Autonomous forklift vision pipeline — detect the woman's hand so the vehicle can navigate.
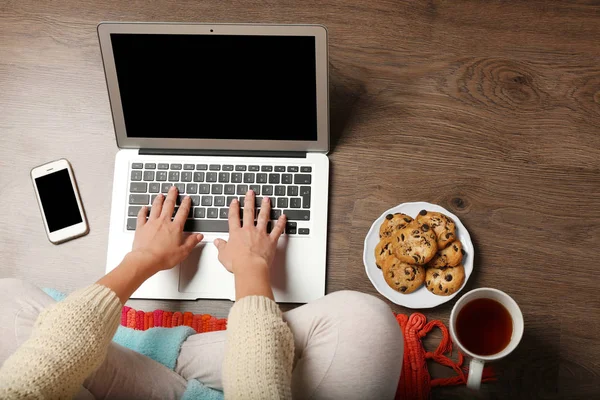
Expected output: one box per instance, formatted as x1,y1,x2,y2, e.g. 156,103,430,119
214,190,286,300
131,186,204,274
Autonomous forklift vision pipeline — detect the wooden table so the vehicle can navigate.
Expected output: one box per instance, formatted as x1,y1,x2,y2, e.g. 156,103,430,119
1,1,599,398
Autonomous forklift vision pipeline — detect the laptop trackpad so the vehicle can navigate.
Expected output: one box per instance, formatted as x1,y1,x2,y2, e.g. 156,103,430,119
179,243,235,300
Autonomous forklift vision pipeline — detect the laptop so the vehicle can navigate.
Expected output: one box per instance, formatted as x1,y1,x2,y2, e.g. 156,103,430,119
98,22,329,303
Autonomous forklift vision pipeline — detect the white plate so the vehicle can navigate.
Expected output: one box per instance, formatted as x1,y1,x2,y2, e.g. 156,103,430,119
363,202,474,309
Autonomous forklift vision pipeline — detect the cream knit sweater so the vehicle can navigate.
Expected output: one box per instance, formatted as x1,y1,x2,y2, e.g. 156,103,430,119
0,284,295,399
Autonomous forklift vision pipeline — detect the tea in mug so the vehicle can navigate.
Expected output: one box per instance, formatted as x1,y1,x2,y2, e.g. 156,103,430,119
456,298,513,356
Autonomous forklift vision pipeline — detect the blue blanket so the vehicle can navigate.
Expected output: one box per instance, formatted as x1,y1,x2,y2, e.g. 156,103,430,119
43,288,224,400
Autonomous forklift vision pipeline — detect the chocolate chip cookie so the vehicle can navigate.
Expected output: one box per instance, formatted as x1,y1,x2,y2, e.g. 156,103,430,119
391,222,438,265
382,256,425,294
374,237,395,269
427,240,464,268
379,213,414,238
425,264,465,296
416,210,457,249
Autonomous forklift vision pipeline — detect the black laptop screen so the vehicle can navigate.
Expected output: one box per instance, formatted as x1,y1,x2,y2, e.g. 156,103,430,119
110,33,317,141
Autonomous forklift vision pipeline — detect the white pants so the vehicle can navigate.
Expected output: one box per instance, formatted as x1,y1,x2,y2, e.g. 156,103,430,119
0,279,403,399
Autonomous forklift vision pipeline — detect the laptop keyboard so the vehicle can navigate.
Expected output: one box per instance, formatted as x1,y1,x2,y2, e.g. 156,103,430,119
127,162,312,235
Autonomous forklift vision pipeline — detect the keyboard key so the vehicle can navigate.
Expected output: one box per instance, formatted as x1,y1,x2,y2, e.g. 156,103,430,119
205,172,216,182
269,174,280,184
181,172,192,182
275,186,286,196
175,195,185,206
256,173,267,183
156,171,167,181
174,183,185,193
249,165,259,171
300,166,312,172
173,206,193,218
190,195,200,206
128,206,143,216
211,184,223,194
299,228,310,235
287,166,299,172
209,164,221,171
287,186,298,196
131,170,142,181
196,164,208,170
262,185,273,195
143,171,155,181
235,165,246,171
194,207,206,219
219,208,229,219
261,165,273,172
132,162,143,169
224,184,235,195
275,166,285,172
283,209,310,221
161,183,172,193
243,173,255,183
223,165,234,171
290,198,301,208
218,172,230,182
201,196,212,206
231,173,242,183
294,174,311,184
226,196,237,206
238,197,245,207
149,182,160,193
168,171,180,181
127,218,137,230
158,163,169,170
214,196,225,207
300,186,311,208
129,194,149,204
144,163,156,169
184,164,195,170
236,185,249,195
186,183,198,194
282,174,292,184
277,198,288,208
207,208,218,218
286,222,297,234
170,164,182,170
193,172,205,182
270,209,282,220
250,185,260,195
183,219,229,232
199,184,210,194
130,182,147,193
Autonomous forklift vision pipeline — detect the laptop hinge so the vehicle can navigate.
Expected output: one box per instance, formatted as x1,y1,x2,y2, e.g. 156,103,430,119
138,149,307,158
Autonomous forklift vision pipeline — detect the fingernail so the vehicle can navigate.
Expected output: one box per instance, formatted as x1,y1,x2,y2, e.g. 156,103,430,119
247,190,254,195
231,199,238,204
263,197,269,202
185,195,190,201
170,186,177,192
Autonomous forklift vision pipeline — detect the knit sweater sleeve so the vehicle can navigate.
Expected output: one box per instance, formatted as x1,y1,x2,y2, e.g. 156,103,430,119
0,284,122,399
222,296,295,400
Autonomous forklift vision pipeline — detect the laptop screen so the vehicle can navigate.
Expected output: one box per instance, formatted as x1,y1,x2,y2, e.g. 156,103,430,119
110,33,317,141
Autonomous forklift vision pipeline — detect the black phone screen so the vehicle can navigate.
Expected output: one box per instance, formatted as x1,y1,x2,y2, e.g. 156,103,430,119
35,169,83,232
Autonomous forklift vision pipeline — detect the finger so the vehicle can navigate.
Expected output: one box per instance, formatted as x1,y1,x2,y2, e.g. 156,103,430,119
243,190,255,228
214,238,227,251
174,196,191,227
160,185,178,219
228,198,241,230
150,193,164,219
256,196,271,230
270,214,287,240
136,206,148,228
182,233,203,252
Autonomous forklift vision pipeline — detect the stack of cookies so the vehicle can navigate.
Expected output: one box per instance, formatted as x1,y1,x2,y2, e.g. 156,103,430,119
375,210,466,296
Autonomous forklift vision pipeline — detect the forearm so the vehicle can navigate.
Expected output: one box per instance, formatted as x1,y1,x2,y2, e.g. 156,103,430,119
0,284,121,399
97,251,157,303
233,259,274,301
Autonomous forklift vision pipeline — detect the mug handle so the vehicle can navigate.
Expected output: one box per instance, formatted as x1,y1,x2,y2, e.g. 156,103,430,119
467,358,485,390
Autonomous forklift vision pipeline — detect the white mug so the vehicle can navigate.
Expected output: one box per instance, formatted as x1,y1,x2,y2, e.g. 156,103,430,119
449,288,524,390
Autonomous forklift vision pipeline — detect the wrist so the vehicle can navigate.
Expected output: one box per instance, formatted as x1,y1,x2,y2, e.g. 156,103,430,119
232,256,269,275
124,251,161,277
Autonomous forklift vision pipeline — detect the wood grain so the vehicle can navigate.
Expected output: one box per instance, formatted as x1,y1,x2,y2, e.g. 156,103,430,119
1,1,599,398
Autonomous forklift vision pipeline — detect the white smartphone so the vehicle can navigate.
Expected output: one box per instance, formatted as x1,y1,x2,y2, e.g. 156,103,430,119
31,159,89,244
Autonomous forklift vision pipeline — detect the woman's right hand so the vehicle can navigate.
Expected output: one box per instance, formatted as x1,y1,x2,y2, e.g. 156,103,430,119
214,190,286,300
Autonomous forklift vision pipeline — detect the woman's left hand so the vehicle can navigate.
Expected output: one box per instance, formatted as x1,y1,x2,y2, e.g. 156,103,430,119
131,186,204,273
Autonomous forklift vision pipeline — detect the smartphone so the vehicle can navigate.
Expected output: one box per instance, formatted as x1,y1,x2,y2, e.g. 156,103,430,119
31,159,89,244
